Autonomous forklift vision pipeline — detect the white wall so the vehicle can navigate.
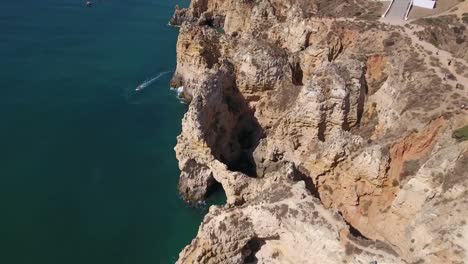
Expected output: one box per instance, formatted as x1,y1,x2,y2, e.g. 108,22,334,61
413,0,436,9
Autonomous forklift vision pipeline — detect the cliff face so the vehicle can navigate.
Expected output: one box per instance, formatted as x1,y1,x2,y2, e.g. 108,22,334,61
170,0,468,263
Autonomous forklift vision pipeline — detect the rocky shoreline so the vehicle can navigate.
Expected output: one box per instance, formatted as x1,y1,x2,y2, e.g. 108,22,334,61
169,0,468,263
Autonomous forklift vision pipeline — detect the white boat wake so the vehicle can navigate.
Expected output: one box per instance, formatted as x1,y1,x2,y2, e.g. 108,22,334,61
135,71,172,91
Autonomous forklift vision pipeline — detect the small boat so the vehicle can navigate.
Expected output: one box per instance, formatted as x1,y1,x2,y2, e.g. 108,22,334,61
85,1,92,7
135,84,144,91
134,71,172,92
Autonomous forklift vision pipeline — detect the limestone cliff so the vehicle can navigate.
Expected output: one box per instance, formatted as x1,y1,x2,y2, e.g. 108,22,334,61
170,0,468,263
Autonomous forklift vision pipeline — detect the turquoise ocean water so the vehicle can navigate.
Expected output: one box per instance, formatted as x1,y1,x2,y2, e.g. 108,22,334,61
0,1,224,263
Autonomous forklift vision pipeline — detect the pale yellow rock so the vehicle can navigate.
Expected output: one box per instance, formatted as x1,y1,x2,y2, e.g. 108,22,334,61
169,0,468,262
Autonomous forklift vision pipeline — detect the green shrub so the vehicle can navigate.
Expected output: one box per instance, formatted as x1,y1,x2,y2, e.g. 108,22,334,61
452,125,468,142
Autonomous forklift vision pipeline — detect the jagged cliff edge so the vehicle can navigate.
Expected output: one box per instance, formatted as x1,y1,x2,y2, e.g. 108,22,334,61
168,0,468,263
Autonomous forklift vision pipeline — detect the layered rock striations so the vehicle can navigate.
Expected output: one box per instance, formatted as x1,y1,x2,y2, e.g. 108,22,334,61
170,0,468,263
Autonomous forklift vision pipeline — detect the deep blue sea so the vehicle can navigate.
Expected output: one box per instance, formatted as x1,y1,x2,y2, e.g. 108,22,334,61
0,1,223,263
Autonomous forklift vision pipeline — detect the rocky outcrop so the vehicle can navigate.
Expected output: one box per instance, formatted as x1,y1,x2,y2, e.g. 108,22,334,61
170,0,468,263
178,179,402,264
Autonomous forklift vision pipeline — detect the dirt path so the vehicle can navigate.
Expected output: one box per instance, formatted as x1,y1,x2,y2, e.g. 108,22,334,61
403,24,468,112
404,25,468,87
379,0,468,112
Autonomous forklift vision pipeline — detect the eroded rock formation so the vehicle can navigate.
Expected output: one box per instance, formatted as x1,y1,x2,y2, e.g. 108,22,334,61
170,0,468,263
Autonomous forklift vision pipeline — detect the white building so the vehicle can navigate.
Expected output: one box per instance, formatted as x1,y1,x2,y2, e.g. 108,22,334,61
413,0,436,9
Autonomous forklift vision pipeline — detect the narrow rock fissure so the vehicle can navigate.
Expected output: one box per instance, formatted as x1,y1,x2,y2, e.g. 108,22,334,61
303,31,312,50
356,70,368,126
290,62,304,86
342,92,351,131
317,114,327,142
349,223,370,241
327,41,344,62
293,166,321,200
339,212,371,241
242,237,265,264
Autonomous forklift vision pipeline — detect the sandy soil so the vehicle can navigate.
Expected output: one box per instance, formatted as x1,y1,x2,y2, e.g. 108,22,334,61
403,24,468,112
381,0,468,112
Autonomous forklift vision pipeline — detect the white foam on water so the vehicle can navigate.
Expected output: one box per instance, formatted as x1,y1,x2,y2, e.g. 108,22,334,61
170,86,187,103
175,86,184,96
